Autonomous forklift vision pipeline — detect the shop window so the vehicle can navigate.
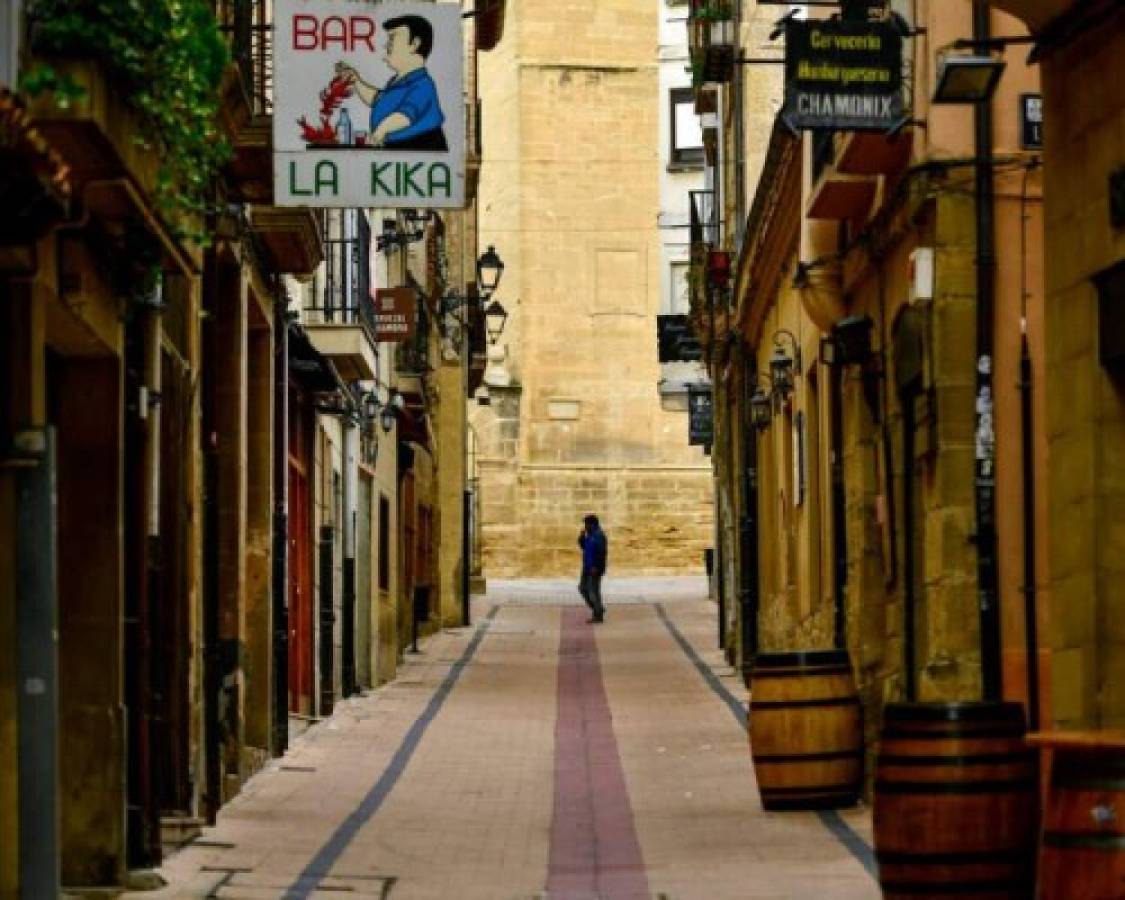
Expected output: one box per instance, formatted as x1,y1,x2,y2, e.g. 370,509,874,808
670,88,704,169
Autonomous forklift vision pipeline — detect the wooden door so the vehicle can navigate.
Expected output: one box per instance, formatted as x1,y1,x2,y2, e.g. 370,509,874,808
288,386,314,714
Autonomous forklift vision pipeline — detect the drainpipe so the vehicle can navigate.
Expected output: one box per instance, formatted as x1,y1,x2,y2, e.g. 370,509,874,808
972,0,1002,703
1019,327,1039,728
341,411,357,699
902,384,918,702
830,362,847,651
14,427,59,898
739,357,760,678
272,294,289,755
1018,162,1040,729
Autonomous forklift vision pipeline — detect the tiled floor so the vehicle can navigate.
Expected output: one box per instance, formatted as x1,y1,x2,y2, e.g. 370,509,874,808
136,578,879,899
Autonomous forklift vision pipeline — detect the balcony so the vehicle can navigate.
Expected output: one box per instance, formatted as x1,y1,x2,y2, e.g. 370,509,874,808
303,211,377,381
215,0,274,202
0,90,71,254
303,310,378,382
835,130,913,177
806,129,876,222
27,59,158,192
25,60,197,272
250,206,324,275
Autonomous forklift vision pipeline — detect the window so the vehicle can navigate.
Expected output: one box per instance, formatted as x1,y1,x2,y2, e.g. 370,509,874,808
669,261,691,315
670,88,704,168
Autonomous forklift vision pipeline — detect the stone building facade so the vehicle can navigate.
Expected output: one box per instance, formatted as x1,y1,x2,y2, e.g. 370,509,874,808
473,0,714,578
694,0,1048,783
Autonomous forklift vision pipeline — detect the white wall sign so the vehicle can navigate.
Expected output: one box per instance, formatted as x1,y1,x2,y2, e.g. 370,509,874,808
274,0,465,208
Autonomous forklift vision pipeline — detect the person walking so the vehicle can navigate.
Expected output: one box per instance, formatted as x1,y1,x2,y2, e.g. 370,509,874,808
577,514,608,623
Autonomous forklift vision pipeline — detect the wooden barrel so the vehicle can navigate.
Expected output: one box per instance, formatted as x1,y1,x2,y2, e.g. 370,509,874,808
1038,749,1125,899
748,649,862,810
874,702,1037,899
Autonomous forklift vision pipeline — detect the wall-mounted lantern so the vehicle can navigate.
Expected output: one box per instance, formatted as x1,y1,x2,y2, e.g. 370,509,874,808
484,298,509,345
750,384,773,432
769,329,801,403
476,245,505,295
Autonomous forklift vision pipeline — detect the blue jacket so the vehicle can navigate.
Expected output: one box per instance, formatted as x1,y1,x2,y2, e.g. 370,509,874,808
580,527,608,574
370,68,445,144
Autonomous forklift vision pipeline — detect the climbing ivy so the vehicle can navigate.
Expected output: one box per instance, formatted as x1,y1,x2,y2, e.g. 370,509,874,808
22,0,231,239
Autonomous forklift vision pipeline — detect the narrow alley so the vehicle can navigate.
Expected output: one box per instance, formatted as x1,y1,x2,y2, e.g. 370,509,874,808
140,580,876,900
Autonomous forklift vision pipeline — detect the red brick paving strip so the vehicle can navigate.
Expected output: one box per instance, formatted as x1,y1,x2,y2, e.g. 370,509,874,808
548,606,651,900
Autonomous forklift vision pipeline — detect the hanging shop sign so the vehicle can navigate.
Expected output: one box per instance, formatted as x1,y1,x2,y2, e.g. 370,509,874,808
658,315,702,363
371,287,416,342
274,0,465,208
1020,93,1043,150
688,383,714,447
782,19,904,132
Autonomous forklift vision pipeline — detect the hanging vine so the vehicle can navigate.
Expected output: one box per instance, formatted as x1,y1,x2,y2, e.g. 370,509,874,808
21,0,231,240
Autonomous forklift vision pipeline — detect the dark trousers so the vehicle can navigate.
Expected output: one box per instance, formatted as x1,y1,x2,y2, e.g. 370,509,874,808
386,127,449,151
579,571,605,620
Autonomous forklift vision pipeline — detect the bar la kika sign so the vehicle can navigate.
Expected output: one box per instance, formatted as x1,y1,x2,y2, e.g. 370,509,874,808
274,1,465,208
782,19,905,133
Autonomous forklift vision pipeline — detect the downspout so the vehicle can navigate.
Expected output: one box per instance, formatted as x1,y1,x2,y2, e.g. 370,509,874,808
902,381,917,702
1018,163,1040,729
141,278,164,864
740,353,760,680
972,0,1002,702
1019,327,1038,728
201,247,222,821
272,293,289,755
341,418,356,698
830,362,847,650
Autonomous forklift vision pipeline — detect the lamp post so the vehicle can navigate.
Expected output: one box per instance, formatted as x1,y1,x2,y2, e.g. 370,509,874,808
930,4,1003,703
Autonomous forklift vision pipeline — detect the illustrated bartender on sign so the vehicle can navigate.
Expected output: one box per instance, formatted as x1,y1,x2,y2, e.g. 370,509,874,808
335,15,448,151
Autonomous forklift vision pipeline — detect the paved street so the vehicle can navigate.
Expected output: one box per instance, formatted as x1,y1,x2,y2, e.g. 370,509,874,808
141,579,878,899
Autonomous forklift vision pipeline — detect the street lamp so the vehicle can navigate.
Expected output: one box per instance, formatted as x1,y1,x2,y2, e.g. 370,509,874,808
750,385,773,432
932,53,1005,104
476,245,505,295
484,298,509,345
362,391,380,422
769,329,801,403
380,406,397,434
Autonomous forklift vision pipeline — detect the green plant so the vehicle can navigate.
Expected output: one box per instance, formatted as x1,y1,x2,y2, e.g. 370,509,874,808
22,0,231,241
693,1,734,22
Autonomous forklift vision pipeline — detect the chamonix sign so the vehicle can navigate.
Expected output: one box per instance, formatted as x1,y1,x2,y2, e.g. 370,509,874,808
782,19,904,133
274,0,465,207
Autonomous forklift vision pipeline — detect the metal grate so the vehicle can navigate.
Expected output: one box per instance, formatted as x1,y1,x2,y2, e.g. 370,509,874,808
214,0,273,115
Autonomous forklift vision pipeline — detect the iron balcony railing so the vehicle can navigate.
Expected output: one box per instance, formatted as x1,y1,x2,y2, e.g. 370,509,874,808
214,0,273,115
305,210,375,339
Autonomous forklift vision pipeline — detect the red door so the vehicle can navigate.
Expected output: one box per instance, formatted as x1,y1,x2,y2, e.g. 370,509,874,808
288,387,314,714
